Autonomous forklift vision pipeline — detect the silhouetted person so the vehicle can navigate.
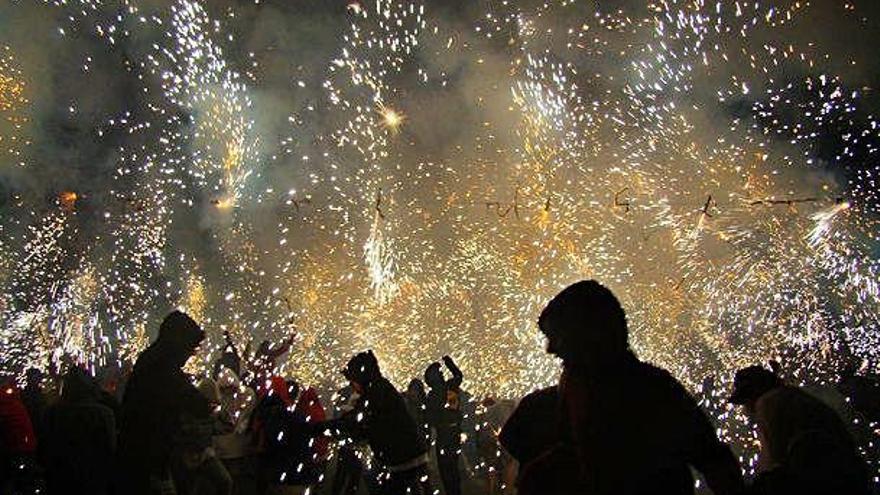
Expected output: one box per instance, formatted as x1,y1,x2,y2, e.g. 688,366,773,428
21,368,47,443
425,355,464,495
405,378,429,442
117,310,212,495
41,367,116,495
252,377,321,494
326,350,433,495
499,280,745,495
729,365,871,495
837,360,880,427
212,331,243,379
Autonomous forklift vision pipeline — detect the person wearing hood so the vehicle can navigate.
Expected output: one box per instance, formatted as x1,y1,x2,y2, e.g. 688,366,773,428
499,280,745,495
117,310,213,494
41,366,116,495
424,355,464,495
325,350,433,495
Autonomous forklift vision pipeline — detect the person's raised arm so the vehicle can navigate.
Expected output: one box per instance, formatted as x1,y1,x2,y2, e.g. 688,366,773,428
443,355,463,389
267,335,296,360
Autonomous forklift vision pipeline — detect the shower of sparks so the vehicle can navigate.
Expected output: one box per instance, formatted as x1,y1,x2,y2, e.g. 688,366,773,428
0,45,29,167
807,201,851,248
1,0,880,478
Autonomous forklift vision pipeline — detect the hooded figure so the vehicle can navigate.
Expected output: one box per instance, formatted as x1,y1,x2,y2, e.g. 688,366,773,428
117,310,212,494
500,280,745,495
330,350,433,495
42,367,116,495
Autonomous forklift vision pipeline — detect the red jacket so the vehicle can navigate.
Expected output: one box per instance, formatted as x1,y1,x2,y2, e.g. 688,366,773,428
0,381,37,454
296,387,328,458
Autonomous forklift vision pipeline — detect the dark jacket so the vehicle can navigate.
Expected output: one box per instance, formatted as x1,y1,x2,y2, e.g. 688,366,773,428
501,354,742,495
42,368,116,495
117,327,211,486
498,386,558,467
333,351,427,469
424,358,464,448
355,376,427,468
255,394,323,486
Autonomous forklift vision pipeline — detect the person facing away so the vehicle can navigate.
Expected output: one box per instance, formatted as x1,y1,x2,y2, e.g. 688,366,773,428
117,310,213,494
404,378,429,443
499,280,745,495
251,377,323,493
728,365,871,495
21,367,48,444
41,366,116,495
424,355,464,495
327,350,433,495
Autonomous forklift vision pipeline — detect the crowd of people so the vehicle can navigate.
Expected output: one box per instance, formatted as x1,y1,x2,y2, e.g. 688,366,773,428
1,279,878,495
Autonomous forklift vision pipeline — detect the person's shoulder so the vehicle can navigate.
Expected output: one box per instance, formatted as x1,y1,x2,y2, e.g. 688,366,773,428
369,377,400,399
631,361,699,405
762,384,830,411
518,385,558,408
633,360,684,387
76,401,116,419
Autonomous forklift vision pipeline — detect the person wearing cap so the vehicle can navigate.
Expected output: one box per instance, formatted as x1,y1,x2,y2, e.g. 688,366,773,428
500,280,745,495
116,310,213,494
728,365,871,495
324,350,433,495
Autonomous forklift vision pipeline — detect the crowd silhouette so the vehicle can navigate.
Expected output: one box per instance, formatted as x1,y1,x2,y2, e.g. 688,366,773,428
1,280,877,495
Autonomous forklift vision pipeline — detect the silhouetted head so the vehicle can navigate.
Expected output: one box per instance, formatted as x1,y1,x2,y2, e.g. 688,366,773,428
424,362,444,389
342,350,381,388
157,310,204,367
406,378,426,401
538,280,628,367
61,367,98,403
25,368,43,388
729,365,782,414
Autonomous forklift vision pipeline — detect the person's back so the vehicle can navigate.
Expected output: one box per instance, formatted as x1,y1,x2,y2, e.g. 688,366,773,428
117,311,210,493
362,374,427,467
499,386,558,468
750,384,871,495
566,357,730,494
501,280,743,495
256,392,322,487
42,368,116,495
